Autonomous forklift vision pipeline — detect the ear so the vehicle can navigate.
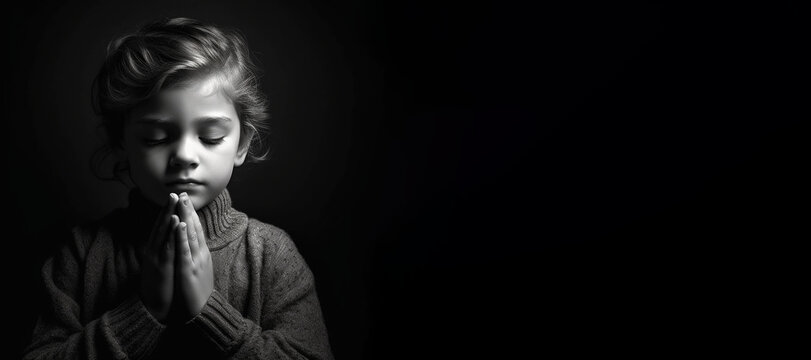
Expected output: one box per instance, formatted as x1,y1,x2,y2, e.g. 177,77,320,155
234,144,248,167
234,129,254,167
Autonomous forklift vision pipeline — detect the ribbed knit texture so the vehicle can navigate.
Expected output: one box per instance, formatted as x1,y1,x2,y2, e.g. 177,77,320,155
102,297,166,358
187,290,246,352
24,188,334,360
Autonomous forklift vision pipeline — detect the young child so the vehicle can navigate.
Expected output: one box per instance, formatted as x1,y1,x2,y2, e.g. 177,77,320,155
24,17,333,359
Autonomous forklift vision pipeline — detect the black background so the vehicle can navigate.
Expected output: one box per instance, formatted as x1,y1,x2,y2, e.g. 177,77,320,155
5,1,802,358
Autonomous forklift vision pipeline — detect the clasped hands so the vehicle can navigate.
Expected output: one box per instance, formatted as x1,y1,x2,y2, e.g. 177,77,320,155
140,192,215,324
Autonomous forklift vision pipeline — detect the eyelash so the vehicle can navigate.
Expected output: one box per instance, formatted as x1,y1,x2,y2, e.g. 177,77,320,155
142,137,225,146
143,139,167,146
201,137,225,145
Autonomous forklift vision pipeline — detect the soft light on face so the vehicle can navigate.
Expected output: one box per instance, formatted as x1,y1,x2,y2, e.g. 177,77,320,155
122,76,247,209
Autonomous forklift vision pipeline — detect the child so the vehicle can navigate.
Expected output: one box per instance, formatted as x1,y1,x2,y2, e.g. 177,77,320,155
24,17,334,359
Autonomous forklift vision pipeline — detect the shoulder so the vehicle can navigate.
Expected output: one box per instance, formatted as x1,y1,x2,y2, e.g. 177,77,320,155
246,217,291,241
243,217,312,274
244,218,315,291
245,217,299,254
65,208,130,255
39,209,125,269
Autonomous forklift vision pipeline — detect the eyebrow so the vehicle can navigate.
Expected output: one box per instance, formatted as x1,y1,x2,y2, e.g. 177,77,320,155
137,116,233,125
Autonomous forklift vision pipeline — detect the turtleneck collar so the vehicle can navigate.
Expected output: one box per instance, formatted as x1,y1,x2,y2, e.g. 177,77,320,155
125,188,248,250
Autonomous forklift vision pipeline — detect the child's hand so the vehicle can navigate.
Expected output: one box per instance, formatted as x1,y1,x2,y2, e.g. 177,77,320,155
174,192,215,321
139,193,179,323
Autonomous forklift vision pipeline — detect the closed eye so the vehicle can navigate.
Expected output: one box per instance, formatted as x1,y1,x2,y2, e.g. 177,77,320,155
143,138,169,146
201,137,225,145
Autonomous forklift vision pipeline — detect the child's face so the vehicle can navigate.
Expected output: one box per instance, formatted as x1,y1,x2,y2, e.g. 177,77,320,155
122,76,247,210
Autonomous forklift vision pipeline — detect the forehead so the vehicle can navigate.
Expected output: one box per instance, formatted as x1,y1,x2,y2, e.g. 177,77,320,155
130,76,237,121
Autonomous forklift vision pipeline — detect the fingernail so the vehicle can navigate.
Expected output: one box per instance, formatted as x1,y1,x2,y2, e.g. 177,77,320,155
180,222,186,229
170,193,177,201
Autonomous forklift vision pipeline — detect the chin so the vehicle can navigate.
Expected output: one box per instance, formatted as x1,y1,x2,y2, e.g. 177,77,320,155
187,192,214,210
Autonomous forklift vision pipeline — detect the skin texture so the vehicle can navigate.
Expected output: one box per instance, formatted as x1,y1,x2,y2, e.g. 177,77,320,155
122,75,248,322
122,75,248,211
173,192,215,321
139,194,179,323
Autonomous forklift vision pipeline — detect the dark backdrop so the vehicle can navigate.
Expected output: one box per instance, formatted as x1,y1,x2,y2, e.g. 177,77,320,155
5,1,801,358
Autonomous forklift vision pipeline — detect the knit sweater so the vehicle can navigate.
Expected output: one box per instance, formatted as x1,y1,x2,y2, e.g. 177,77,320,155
24,188,334,360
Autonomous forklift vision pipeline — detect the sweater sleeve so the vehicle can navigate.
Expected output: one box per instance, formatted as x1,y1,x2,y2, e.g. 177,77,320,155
23,228,166,360
186,232,334,359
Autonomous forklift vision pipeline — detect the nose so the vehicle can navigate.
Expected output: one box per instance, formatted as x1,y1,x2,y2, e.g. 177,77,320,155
169,135,200,169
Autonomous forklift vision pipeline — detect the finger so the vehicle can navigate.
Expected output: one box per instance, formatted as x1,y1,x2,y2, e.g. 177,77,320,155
187,217,200,261
195,214,209,255
148,194,172,233
177,192,195,224
176,222,193,269
177,193,201,259
187,196,208,254
147,194,172,249
161,215,179,262
152,194,179,252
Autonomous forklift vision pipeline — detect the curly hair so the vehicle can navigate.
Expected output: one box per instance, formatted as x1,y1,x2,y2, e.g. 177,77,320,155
91,17,270,182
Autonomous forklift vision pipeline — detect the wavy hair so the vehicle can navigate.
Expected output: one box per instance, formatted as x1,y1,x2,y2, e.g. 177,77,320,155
91,17,270,183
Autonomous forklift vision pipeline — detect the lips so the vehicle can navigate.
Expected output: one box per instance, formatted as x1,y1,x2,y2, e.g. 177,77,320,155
166,179,204,186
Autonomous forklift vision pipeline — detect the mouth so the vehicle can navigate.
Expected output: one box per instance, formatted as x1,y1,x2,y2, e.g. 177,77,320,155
165,179,205,187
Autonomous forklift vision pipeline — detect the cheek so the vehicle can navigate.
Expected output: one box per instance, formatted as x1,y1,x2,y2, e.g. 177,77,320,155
129,148,167,177
209,150,238,172
207,144,239,180
212,138,242,159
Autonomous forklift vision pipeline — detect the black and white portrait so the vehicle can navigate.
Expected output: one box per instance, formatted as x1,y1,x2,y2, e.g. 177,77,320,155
6,1,800,358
